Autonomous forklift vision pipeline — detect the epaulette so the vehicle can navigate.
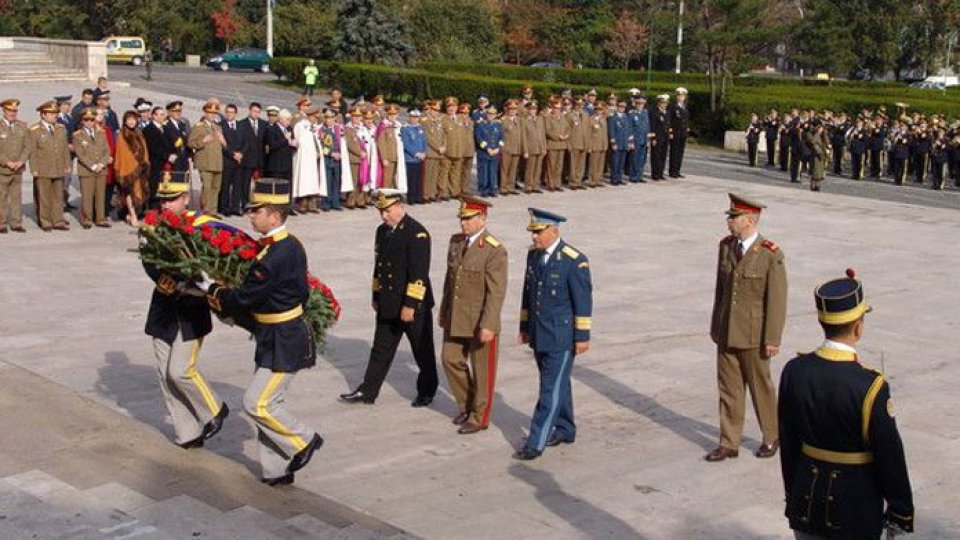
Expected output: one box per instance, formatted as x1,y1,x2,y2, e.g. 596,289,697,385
29,124,40,131
484,234,501,248
415,231,429,239
762,239,780,252
561,245,580,259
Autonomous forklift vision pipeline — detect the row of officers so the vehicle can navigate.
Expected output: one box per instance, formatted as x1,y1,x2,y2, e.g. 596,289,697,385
746,108,960,191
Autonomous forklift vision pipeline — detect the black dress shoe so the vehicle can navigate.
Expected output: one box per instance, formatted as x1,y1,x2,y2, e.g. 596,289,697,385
452,412,469,425
339,390,375,404
411,395,433,407
546,435,575,447
513,447,542,461
11,226,25,233
288,433,323,473
177,436,204,449
202,403,229,440
262,473,294,486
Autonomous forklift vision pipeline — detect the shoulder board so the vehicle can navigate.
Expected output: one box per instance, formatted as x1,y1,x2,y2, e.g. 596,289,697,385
415,231,429,239
484,234,501,248
561,245,580,259
762,239,780,252
29,125,41,131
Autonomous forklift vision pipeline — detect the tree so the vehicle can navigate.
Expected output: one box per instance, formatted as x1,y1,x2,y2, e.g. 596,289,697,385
334,0,414,66
406,0,500,63
504,24,536,65
211,0,241,50
603,11,649,70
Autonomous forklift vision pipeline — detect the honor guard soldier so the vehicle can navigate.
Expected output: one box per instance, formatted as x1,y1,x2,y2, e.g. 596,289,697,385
474,107,504,197
515,208,592,460
779,269,914,539
200,178,322,486
144,177,228,450
667,87,690,178
649,95,670,181
163,101,191,184
707,194,787,462
0,98,28,233
439,196,508,434
28,101,71,231
627,90,650,183
341,189,439,406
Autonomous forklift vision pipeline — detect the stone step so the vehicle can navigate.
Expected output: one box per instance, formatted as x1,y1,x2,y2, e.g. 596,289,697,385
226,506,316,539
0,52,53,61
0,71,89,83
131,493,287,539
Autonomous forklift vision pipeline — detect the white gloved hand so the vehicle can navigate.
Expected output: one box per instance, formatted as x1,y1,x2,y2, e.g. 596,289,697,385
195,271,215,292
168,154,177,163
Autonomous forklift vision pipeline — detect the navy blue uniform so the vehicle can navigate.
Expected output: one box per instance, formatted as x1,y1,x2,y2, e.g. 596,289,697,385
745,122,762,167
401,123,426,203
318,124,343,210
520,240,592,451
627,107,649,181
163,118,191,179
607,113,629,184
667,101,690,176
208,229,315,372
474,120,503,196
649,106,670,180
849,127,868,179
779,347,913,538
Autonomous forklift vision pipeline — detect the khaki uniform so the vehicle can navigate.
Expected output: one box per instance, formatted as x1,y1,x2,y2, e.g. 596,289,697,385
586,114,608,186
499,115,524,194
343,123,368,208
423,116,446,201
440,231,508,428
73,126,111,224
710,234,787,450
187,119,224,211
376,121,400,189
0,118,29,229
522,115,546,191
457,117,474,195
27,121,71,229
544,112,570,189
566,111,587,187
439,115,461,198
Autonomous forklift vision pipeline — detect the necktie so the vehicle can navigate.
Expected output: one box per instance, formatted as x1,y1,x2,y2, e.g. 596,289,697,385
252,120,258,132
229,122,235,130
461,239,470,257
735,242,744,262
46,124,53,134
87,128,93,138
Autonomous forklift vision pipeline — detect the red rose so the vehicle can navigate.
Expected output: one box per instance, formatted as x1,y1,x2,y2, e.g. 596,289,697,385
239,248,257,260
232,235,246,247
182,225,195,235
168,215,181,228
219,243,233,255
307,275,321,289
201,225,214,240
161,210,175,223
217,229,231,240
143,211,158,226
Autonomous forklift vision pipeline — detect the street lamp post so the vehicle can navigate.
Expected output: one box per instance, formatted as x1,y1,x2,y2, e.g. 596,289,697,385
675,0,684,74
266,0,274,57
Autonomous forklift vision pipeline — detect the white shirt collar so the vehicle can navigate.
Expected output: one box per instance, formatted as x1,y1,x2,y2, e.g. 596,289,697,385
264,224,286,238
467,228,485,247
821,340,857,354
739,231,759,252
543,237,562,260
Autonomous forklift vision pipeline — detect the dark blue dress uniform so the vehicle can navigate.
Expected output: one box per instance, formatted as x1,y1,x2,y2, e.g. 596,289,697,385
627,104,650,182
649,99,670,180
400,117,426,203
778,272,913,539
607,111,629,184
343,190,439,404
474,117,504,197
517,209,592,458
849,125,868,180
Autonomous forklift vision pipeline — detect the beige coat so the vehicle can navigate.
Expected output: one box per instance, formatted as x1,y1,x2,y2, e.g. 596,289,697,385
439,231,509,337
0,119,29,175
187,119,224,172
424,117,446,159
500,115,524,155
72,127,110,177
544,113,570,151
587,114,608,152
27,122,70,178
522,115,546,155
710,234,788,349
567,110,588,151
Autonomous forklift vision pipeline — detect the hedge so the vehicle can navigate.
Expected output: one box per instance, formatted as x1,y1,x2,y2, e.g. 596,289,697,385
269,56,960,144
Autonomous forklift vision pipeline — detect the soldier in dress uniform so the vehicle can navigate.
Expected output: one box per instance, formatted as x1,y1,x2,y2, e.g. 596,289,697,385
145,177,228,450
667,87,690,178
521,101,546,193
456,102,475,195
440,97,462,200
188,101,227,212
499,99,524,195
779,270,914,539
474,107,503,197
627,91,650,183
649,95,670,181
566,97,588,189
200,178,322,486
746,113,762,167
515,208,592,460
376,104,403,189
0,98,28,233
72,108,113,228
606,101,630,185
763,109,779,167
423,100,446,202
341,189,439,406
849,118,868,180
28,101,71,231
544,96,570,191
707,193,787,462
778,112,793,172
163,101,191,186
439,196,508,434
586,102,609,187
400,108,426,204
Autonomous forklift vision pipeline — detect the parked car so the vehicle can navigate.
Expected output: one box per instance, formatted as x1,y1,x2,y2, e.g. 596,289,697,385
908,81,946,90
206,48,272,73
104,36,147,66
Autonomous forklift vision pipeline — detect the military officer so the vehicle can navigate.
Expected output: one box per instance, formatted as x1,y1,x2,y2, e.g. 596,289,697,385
607,101,629,185
586,102,608,187
439,196,508,434
707,193,787,462
521,101,546,193
188,101,227,212
627,91,650,183
566,98,588,189
423,100,447,202
667,87,690,178
499,99,524,195
515,208,592,460
779,269,914,539
145,177,228,450
848,118,868,180
0,99,28,233
163,101,191,185
28,101,71,231
341,189,439,406
544,97,570,191
474,107,504,197
649,95,670,181
200,178,322,486
376,104,402,189
763,110,779,167
745,113,762,167
440,97,462,199
73,108,112,228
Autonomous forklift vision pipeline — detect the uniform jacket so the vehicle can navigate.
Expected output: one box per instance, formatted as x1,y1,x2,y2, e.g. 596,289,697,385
0,118,29,175
456,116,475,159
668,102,690,138
208,229,315,372
520,240,592,353
629,108,650,146
649,107,669,146
441,115,462,158
474,120,504,161
400,124,425,163
376,120,400,163
544,113,570,151
72,126,110,177
424,117,446,159
318,123,342,162
521,115,546,155
566,110,587,151
265,124,294,178
710,234,787,349
27,121,70,178
500,115,525,155
238,116,267,169
220,119,249,166
587,113,608,152
162,119,191,173
188,119,224,172
372,213,434,319
439,231,508,337
607,113,629,149
779,348,914,538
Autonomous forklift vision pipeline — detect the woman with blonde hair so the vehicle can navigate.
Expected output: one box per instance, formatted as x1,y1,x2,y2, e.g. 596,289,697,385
114,110,150,225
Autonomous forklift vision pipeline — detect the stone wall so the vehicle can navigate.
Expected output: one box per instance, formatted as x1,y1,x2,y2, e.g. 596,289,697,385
0,37,107,80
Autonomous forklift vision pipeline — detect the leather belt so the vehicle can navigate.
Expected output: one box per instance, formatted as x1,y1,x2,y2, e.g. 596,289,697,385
252,305,303,324
802,443,874,465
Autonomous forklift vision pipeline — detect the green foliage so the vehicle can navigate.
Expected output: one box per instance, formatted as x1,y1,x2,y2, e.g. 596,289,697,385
406,0,500,63
333,0,414,66
272,1,336,57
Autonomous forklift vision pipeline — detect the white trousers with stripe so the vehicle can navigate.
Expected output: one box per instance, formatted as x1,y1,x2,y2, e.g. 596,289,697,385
243,367,315,479
153,336,223,445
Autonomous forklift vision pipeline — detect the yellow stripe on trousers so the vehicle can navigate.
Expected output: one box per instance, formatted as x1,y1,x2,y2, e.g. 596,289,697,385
257,372,308,452
185,338,221,416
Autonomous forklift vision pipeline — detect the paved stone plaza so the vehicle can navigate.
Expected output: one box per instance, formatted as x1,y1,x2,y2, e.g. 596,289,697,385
1,79,959,539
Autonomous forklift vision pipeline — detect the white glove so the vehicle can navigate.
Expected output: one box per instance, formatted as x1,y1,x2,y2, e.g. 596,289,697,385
195,271,215,292
168,154,177,163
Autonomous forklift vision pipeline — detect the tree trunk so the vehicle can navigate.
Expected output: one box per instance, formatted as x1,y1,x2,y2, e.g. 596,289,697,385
708,54,717,112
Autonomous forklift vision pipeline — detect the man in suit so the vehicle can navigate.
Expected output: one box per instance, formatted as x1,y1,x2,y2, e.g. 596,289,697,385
0,98,28,233
707,193,787,462
649,95,670,181
667,87,690,178
188,101,226,212
779,270,914,539
218,104,248,216
439,196,508,435
763,110,779,167
341,189,438,406
238,102,266,211
70,89,95,123
515,208,592,461
27,101,71,231
265,109,295,180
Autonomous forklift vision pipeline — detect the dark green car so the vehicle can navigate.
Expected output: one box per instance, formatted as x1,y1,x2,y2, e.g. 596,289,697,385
206,48,272,73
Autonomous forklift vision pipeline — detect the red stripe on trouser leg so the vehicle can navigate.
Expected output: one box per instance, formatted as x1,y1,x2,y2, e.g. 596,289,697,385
480,336,498,427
